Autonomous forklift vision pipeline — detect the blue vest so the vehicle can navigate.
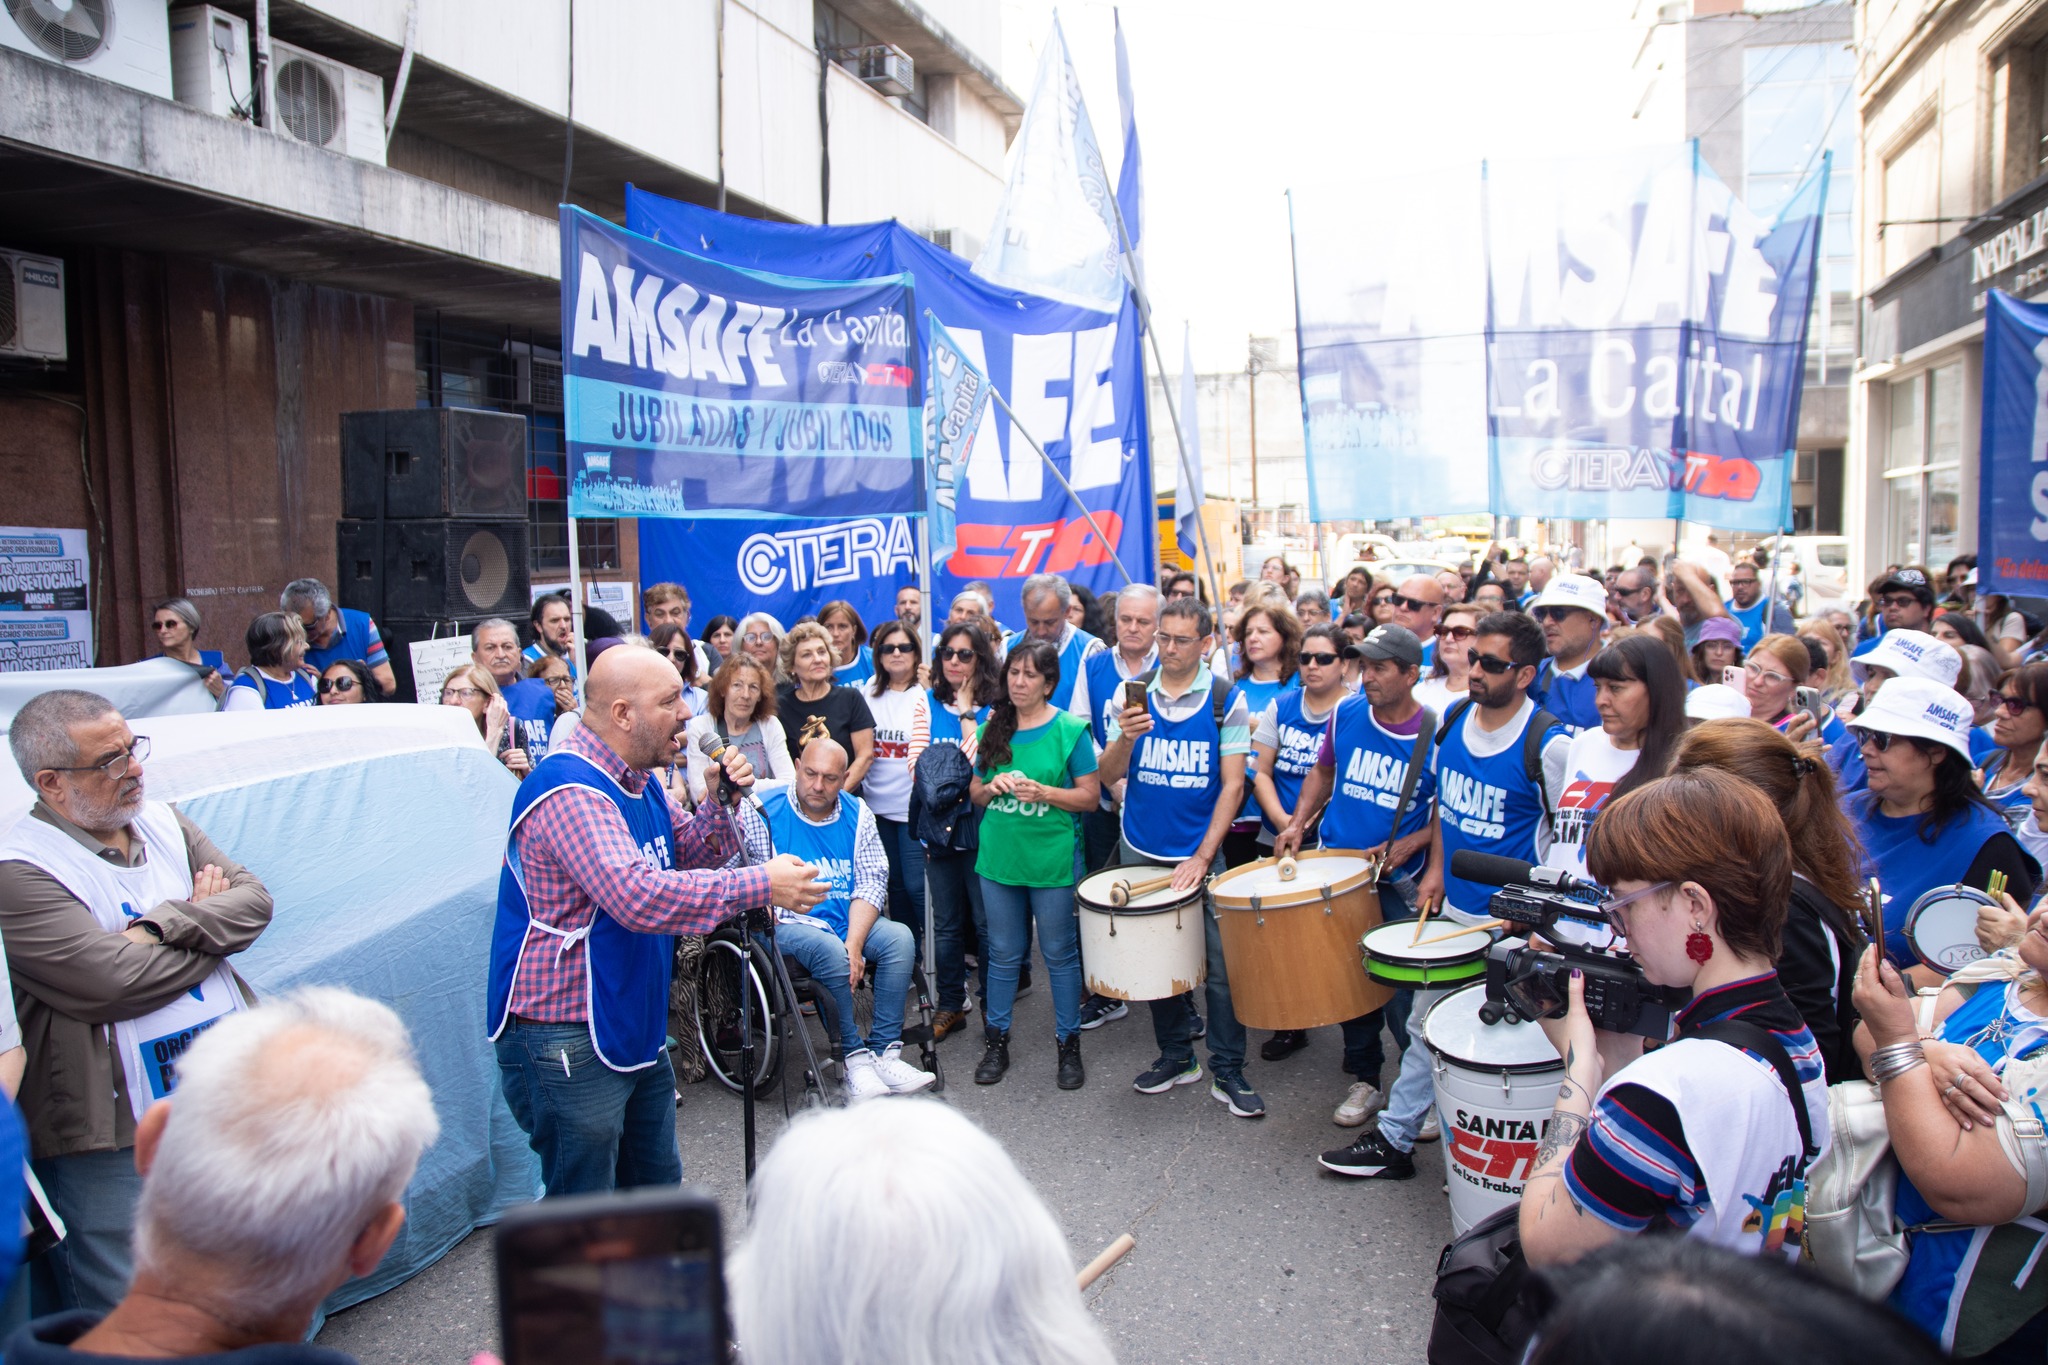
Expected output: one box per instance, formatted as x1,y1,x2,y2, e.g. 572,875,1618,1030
1082,647,1144,747
503,679,559,759
760,787,860,938
924,690,988,748
1725,598,1777,650
1122,682,1223,861
1438,708,1554,917
1005,628,1101,712
1981,750,2033,825
833,644,874,688
1320,697,1435,878
1263,689,1332,837
1533,660,1600,734
1848,790,2016,967
231,670,317,709
1228,676,1295,821
487,751,677,1071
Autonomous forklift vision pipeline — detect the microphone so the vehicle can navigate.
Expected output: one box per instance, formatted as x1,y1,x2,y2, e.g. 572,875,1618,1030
697,732,765,813
1449,850,1596,896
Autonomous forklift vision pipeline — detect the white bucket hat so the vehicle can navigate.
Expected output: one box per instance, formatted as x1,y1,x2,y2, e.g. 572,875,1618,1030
1529,573,1608,618
1684,682,1751,722
1849,676,1975,759
1849,629,1961,686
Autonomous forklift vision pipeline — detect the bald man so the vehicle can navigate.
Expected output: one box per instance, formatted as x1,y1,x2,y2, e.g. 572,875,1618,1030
1390,575,1445,663
490,646,829,1195
742,738,933,1099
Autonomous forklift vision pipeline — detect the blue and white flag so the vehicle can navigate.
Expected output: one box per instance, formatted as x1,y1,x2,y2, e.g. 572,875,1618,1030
973,17,1126,313
1174,326,1201,561
558,206,922,521
926,315,991,569
1979,289,2048,595
1114,8,1143,263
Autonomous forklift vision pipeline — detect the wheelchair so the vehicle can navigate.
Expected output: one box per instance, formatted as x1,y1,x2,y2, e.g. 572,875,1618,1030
694,911,945,1101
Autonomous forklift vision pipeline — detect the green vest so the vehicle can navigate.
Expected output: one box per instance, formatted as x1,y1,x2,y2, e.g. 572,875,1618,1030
975,711,1090,888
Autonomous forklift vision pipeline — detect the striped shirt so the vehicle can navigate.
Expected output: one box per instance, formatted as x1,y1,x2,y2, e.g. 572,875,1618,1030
505,724,771,1022
1565,973,1824,1236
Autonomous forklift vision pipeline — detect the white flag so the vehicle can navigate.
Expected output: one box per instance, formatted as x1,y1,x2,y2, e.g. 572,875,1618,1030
972,17,1127,313
1175,326,1202,562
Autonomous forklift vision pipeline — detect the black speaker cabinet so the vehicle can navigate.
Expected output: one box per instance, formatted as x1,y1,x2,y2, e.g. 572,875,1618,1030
334,520,385,615
382,520,530,620
342,408,529,521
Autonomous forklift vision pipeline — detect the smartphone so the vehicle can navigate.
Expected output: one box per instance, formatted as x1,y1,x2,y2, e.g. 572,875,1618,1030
1795,685,1828,726
497,1189,727,1365
1721,664,1745,691
1123,678,1147,710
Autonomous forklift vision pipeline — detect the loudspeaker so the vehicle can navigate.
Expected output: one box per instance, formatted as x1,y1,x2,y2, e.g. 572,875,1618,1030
334,521,385,615
382,520,530,620
341,408,529,520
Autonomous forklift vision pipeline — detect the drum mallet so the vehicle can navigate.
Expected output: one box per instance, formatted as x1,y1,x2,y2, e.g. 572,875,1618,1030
1108,873,1177,907
1277,856,1298,882
1077,1233,1137,1290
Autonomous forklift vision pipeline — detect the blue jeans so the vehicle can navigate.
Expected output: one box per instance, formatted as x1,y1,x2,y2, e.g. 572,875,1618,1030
495,1018,682,1197
774,917,914,1054
1124,840,1246,1077
874,814,927,956
979,878,1083,1038
1339,875,1417,1084
1377,986,1449,1152
29,1149,141,1315
927,851,985,1010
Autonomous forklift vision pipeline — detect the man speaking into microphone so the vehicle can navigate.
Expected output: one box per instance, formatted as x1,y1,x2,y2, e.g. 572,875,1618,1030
489,645,827,1196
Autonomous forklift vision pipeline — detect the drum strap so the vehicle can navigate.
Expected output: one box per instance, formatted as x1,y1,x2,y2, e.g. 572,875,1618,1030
1382,707,1437,865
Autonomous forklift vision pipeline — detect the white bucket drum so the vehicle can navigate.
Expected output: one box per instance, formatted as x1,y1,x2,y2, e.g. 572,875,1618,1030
1076,865,1207,1002
1904,884,1998,975
1423,983,1563,1236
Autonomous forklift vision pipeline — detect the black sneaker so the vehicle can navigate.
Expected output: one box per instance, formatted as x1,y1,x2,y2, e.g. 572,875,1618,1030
1132,1055,1202,1094
1318,1128,1415,1179
1210,1071,1266,1118
1260,1029,1308,1062
1057,1034,1085,1090
1077,995,1128,1030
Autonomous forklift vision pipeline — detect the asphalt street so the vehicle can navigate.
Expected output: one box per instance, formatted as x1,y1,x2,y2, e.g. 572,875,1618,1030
316,982,1454,1365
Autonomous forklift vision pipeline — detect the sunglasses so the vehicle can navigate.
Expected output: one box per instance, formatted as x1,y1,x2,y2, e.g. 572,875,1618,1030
151,618,183,631
1879,594,1922,611
938,646,977,662
1388,593,1435,613
1530,606,1579,624
2001,694,2036,716
1852,726,1900,752
1441,625,1476,642
878,641,916,656
317,676,359,695
1299,650,1343,667
664,649,691,662
1467,648,1519,675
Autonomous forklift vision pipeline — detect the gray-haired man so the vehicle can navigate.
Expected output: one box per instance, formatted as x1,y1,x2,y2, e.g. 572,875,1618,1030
280,578,395,697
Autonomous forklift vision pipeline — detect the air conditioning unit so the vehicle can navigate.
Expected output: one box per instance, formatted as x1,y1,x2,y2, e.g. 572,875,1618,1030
0,249,66,363
168,5,250,121
1,0,173,99
921,227,980,261
857,43,914,98
266,38,385,165
508,343,564,411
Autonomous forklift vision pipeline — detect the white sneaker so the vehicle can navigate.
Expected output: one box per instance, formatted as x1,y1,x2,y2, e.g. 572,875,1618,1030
1333,1081,1384,1128
872,1043,937,1094
1416,1108,1442,1143
843,1049,890,1101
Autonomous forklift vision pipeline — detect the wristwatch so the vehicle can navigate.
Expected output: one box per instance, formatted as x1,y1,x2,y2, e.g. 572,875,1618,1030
133,920,165,943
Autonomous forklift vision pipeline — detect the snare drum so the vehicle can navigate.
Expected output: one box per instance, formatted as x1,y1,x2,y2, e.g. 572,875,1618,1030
1424,983,1563,1235
1904,884,1999,975
1210,852,1390,1030
1360,920,1492,991
1076,866,1207,1002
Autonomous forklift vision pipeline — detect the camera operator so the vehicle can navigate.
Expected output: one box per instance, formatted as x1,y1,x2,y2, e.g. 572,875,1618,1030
1518,769,1828,1267
1319,612,1568,1180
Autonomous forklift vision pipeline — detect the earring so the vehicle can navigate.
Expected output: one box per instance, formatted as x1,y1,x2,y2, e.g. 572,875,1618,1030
1686,921,1714,964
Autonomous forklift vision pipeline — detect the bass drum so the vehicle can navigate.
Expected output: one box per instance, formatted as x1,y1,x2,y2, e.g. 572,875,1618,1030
1210,852,1389,1031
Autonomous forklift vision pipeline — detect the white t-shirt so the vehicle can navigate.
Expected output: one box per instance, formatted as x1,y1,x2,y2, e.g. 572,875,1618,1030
1412,676,1466,729
860,685,928,822
1544,727,1641,881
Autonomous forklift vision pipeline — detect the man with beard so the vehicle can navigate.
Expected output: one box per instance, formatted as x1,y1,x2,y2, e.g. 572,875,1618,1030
0,691,276,1314
489,646,830,1195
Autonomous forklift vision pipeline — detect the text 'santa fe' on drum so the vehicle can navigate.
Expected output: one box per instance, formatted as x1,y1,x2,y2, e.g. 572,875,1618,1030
1209,852,1388,1031
1424,983,1563,1236
1360,920,1492,991
1076,865,1206,1002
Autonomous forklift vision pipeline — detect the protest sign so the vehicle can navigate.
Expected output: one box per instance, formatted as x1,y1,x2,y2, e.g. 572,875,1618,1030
0,527,92,671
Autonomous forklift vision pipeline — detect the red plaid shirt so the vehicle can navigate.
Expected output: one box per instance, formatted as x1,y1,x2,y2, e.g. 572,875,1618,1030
505,723,770,1022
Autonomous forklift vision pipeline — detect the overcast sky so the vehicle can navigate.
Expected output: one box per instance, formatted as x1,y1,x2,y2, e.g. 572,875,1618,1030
999,0,1672,374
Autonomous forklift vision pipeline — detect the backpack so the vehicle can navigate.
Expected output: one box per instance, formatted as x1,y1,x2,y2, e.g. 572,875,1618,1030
1435,698,1561,793
910,740,979,857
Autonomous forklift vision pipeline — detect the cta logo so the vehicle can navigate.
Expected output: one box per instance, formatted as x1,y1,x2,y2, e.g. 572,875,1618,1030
943,513,1126,578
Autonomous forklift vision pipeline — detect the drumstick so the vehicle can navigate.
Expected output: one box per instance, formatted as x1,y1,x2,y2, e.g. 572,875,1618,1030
1411,920,1503,947
1109,872,1178,907
1077,1233,1136,1290
1409,900,1436,946
1277,856,1299,882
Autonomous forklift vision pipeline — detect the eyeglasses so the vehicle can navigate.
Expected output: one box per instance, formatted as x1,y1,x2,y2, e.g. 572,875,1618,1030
1530,606,1580,624
443,688,483,703
1743,662,1792,688
1370,594,1394,606
1852,726,1898,752
878,641,917,656
317,677,358,696
1299,651,1342,667
543,675,575,690
664,649,691,662
2001,694,2037,716
1388,593,1436,613
1157,633,1204,649
938,646,977,663
742,632,775,645
1441,625,1476,642
1603,880,1675,928
1467,649,1519,675
46,736,149,781
1879,594,1922,611
1729,577,1759,588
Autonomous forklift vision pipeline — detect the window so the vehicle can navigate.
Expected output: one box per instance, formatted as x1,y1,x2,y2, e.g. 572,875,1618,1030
815,2,928,126
1884,364,1963,568
1743,42,1855,382
1881,122,1940,277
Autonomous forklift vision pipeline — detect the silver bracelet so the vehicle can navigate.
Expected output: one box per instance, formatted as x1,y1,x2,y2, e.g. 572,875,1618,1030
1869,1041,1927,1084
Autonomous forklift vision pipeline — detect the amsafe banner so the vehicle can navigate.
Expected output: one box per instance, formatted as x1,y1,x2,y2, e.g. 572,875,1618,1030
1978,289,2048,594
1290,144,1828,531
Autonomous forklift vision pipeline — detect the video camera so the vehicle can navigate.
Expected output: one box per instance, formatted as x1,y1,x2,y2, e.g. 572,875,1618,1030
1450,851,1688,1041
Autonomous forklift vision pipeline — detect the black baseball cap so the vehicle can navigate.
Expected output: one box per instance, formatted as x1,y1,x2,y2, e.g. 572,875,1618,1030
1346,623,1424,668
1877,567,1934,605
